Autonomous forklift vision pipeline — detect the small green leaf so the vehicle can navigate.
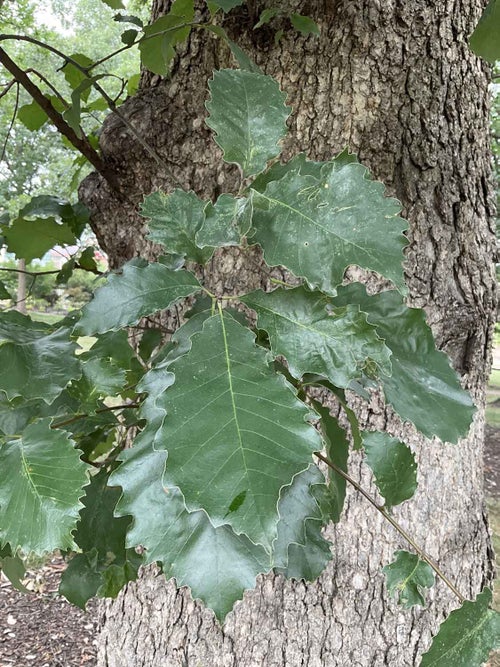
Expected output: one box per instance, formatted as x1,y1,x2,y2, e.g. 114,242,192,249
242,286,392,388
332,284,476,443
142,189,212,263
362,431,417,508
17,101,48,131
139,0,194,76
0,419,88,554
121,28,138,45
4,217,76,262
251,160,408,294
274,464,332,580
254,8,281,29
62,54,94,95
469,0,500,63
75,259,202,335
78,247,98,271
111,438,271,621
206,69,290,177
383,550,435,609
147,311,322,549
0,312,81,404
420,588,500,666
63,75,105,137
290,14,320,35
196,194,252,248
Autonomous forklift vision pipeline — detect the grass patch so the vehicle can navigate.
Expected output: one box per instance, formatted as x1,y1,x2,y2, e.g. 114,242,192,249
490,369,500,390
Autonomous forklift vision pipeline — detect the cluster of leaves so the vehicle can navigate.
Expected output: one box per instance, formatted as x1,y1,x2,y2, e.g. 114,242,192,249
0,56,498,664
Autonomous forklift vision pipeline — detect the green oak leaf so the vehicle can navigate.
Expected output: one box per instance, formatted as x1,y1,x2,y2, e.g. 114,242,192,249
251,161,408,294
0,419,88,554
0,395,37,437
60,470,140,608
311,401,349,523
17,100,48,131
0,311,81,404
4,217,76,262
250,150,358,193
274,464,332,580
75,259,202,335
254,8,281,29
142,189,213,263
17,196,90,237
469,0,500,63
420,588,500,666
383,550,435,609
362,431,417,508
331,284,475,443
290,14,320,35
81,358,127,397
196,194,252,247
63,74,105,137
121,28,138,45
62,54,95,99
139,0,194,76
206,69,290,177
111,438,271,621
242,286,392,388
149,310,322,549
59,550,103,608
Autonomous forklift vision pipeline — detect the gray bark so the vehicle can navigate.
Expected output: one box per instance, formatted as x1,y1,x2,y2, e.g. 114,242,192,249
79,1,497,665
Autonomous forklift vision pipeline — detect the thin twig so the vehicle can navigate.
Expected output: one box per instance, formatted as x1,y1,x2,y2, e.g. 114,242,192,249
314,450,466,604
52,402,141,430
26,67,69,107
0,80,18,162
0,77,16,100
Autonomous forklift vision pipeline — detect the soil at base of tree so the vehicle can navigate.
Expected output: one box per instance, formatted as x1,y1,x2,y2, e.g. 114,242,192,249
0,434,499,667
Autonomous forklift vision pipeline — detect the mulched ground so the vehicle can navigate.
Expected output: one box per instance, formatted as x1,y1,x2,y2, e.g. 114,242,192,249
0,556,98,667
1,431,499,667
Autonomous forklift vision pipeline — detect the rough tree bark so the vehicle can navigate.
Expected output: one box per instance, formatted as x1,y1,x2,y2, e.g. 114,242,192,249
79,1,497,665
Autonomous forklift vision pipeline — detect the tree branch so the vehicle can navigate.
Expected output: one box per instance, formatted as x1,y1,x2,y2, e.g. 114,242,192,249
0,47,119,189
314,450,466,604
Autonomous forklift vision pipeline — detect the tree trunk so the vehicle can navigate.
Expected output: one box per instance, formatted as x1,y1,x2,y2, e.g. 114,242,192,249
79,1,497,665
